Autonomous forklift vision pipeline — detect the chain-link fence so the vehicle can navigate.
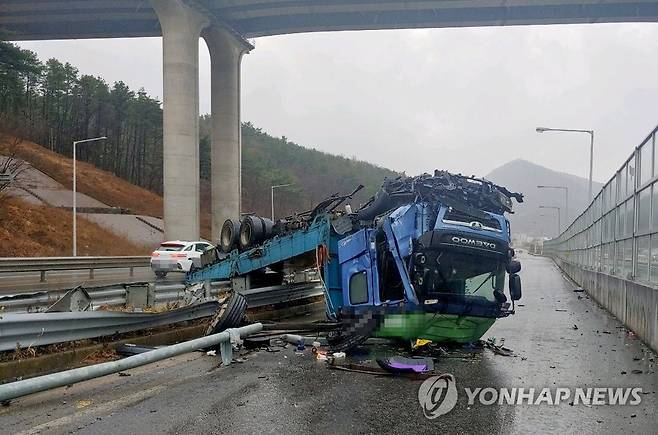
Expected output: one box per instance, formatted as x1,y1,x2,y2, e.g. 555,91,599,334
544,124,658,284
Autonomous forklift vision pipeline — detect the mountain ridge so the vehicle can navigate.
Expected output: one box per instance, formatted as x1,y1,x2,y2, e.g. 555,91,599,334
486,158,603,237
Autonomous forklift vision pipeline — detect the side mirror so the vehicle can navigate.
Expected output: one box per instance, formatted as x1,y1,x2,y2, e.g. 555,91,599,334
509,273,522,301
507,259,521,274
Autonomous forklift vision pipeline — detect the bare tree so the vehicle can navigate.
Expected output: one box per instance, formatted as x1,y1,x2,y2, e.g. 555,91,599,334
0,134,28,206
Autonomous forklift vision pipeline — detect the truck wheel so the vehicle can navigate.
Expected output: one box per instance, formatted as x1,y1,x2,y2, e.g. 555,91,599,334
155,271,167,279
206,292,248,336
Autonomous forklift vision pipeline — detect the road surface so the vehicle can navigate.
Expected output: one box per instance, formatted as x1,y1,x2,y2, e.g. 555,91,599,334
2,255,657,434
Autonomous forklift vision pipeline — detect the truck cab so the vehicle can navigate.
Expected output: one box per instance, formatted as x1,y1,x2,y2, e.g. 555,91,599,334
334,194,522,345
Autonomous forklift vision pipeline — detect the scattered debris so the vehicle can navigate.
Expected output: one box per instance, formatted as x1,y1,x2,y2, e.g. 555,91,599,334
377,356,434,374
75,399,93,409
573,288,585,293
484,338,514,356
555,309,568,312
572,324,579,330
206,350,217,356
631,369,643,375
118,372,131,377
412,339,433,350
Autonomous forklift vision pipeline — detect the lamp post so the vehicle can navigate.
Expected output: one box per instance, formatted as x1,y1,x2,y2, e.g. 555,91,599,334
539,205,561,237
536,127,594,200
72,136,107,256
270,183,293,220
537,185,569,224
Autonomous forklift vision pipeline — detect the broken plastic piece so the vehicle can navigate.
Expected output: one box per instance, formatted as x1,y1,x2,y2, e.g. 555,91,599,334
376,356,434,373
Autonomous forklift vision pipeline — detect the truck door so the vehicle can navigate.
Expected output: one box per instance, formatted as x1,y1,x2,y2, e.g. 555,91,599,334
338,229,377,307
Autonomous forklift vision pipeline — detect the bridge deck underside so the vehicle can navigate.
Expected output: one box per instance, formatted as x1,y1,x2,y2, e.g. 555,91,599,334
2,1,657,41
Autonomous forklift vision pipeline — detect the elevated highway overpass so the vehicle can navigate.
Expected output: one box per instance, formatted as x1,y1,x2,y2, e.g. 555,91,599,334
3,1,658,40
2,1,657,242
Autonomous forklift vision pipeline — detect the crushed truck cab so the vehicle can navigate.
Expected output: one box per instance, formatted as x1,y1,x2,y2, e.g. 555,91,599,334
188,170,523,345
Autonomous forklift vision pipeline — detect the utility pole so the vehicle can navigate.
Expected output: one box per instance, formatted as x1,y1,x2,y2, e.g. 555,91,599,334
72,136,107,256
537,185,569,225
536,127,595,200
270,183,293,220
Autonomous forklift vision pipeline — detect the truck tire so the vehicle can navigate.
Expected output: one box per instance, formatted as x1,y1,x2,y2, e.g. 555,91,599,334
205,292,248,336
239,215,274,250
220,219,241,253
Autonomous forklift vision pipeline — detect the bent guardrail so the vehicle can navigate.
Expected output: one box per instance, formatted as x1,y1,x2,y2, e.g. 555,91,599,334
0,323,263,401
0,281,321,314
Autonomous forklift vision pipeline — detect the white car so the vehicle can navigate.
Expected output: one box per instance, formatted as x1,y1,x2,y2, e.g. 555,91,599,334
150,240,214,278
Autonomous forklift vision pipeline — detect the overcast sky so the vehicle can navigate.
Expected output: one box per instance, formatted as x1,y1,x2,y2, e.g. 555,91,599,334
17,23,658,183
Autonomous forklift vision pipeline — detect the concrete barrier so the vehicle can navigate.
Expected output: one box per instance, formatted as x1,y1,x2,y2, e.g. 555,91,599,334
551,257,658,352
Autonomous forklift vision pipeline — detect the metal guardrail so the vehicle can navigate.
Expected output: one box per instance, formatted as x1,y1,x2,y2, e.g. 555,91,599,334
0,301,221,352
0,256,151,282
0,323,263,401
0,281,323,351
239,282,324,307
0,281,322,314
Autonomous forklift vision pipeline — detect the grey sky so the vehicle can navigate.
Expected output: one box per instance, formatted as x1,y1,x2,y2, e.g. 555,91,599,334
17,23,658,184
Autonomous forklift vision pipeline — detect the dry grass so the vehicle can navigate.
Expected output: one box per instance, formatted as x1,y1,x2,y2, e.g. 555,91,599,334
0,196,150,256
0,135,213,240
0,136,163,217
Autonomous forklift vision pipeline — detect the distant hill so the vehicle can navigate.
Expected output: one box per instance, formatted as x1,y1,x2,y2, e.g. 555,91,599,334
486,159,603,237
205,121,399,218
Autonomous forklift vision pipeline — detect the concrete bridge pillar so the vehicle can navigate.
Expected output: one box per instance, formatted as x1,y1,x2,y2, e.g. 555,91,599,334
150,0,209,241
203,26,252,242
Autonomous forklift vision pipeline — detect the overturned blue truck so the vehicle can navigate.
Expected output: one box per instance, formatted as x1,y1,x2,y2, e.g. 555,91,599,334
188,170,523,349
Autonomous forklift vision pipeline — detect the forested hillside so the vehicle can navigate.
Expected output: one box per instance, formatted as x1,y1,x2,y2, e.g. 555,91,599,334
0,41,397,218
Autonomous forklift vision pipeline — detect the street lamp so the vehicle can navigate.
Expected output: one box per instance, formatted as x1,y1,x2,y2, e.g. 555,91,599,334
537,185,569,224
539,205,561,237
72,136,107,256
271,183,293,220
536,126,594,200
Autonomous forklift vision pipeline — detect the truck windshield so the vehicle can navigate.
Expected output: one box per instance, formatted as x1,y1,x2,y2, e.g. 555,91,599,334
432,251,505,302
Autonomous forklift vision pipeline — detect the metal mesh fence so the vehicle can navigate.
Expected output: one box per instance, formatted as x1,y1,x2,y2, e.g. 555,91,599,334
544,124,658,284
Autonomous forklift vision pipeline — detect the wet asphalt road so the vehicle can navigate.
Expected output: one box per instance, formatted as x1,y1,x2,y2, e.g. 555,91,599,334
2,254,657,434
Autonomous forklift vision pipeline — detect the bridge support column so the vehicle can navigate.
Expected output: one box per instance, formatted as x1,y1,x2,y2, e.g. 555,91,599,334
203,26,252,242
151,0,209,241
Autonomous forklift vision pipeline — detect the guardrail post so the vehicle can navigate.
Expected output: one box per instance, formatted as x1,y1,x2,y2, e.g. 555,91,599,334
147,283,156,307
204,280,211,298
89,268,95,279
220,339,233,365
40,271,46,282
129,266,134,277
